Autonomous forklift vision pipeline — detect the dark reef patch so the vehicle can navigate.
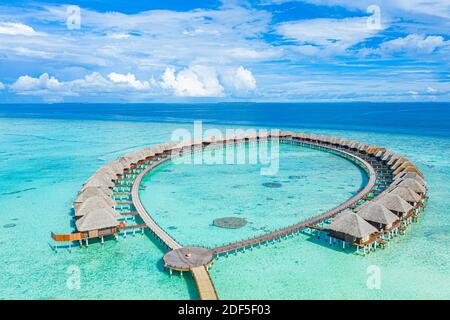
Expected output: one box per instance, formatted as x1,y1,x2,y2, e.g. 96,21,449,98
213,217,247,229
3,223,16,228
262,182,282,188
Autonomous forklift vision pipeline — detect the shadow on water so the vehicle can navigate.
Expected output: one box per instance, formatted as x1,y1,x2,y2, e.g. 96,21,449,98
302,231,356,255
141,225,200,300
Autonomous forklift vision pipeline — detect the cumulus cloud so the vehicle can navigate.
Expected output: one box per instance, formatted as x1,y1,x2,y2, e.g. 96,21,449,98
0,22,38,36
9,71,156,97
10,73,62,92
0,82,4,90
108,72,152,90
161,65,225,97
222,66,257,93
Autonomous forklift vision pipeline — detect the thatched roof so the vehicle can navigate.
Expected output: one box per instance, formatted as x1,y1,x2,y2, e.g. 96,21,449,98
338,139,349,147
280,131,294,137
74,195,116,217
81,173,114,190
327,211,378,238
394,172,426,186
75,187,112,209
107,160,126,174
375,150,385,158
393,162,415,176
396,178,427,194
375,194,413,213
75,207,120,232
349,141,358,149
387,154,401,166
258,131,270,139
116,157,130,168
292,132,305,139
381,151,395,161
355,202,399,226
357,143,369,151
389,186,421,203
141,147,156,157
329,136,338,144
391,157,408,170
308,133,318,140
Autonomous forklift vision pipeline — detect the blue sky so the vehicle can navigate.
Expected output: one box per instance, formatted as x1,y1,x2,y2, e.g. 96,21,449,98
0,0,448,102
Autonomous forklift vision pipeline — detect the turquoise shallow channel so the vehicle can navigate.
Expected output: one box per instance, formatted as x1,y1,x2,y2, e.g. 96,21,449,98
0,111,449,299
139,142,366,248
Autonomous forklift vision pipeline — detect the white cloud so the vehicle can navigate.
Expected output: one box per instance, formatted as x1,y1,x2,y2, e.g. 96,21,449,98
0,82,4,90
108,72,152,90
276,17,382,54
0,22,38,36
161,66,225,97
377,34,449,55
222,66,257,93
10,73,62,92
427,86,438,93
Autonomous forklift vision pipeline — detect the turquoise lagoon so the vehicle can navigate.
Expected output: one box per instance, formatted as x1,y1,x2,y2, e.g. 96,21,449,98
0,106,449,300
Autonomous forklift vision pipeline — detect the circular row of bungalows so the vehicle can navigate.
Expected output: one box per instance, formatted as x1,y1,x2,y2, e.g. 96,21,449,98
71,133,277,239
71,136,250,239
278,131,427,254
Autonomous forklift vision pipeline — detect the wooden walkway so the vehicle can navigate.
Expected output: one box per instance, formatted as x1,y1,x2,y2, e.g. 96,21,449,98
131,158,218,300
131,139,378,300
212,142,377,255
191,266,219,300
132,159,182,250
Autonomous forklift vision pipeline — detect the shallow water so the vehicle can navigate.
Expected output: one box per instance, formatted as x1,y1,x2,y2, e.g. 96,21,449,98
0,108,449,299
140,142,365,248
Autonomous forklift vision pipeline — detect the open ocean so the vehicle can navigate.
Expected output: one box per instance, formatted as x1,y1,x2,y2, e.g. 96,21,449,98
0,102,449,299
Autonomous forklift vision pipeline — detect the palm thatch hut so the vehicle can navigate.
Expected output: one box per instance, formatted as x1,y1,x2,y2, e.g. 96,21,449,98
74,195,116,217
391,157,408,170
381,151,396,162
375,194,413,219
357,143,369,153
355,201,399,231
327,211,379,246
292,132,306,141
308,133,319,142
394,172,426,186
329,136,338,145
348,141,359,150
258,131,270,140
280,131,294,139
74,187,112,209
387,154,402,166
388,186,421,206
75,207,120,234
395,178,427,195
81,173,115,192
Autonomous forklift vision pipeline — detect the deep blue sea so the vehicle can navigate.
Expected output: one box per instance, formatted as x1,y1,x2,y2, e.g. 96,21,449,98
1,102,449,136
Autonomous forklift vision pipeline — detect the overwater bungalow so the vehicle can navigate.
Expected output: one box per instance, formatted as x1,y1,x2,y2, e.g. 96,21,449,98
327,211,379,251
355,201,400,234
74,195,116,217
81,173,115,192
75,207,121,242
375,193,414,221
394,172,426,186
388,186,421,207
74,187,112,211
387,154,402,166
394,178,427,196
